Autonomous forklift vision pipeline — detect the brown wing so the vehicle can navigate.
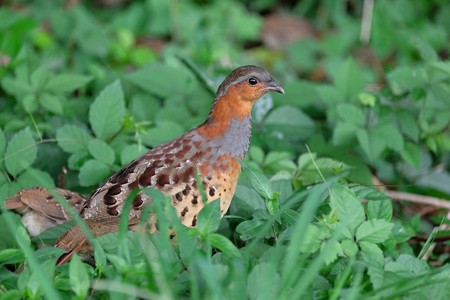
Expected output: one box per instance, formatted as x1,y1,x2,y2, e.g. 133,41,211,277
5,187,88,222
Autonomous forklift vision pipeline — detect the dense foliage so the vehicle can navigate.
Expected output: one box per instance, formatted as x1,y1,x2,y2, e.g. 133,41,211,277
1,0,449,299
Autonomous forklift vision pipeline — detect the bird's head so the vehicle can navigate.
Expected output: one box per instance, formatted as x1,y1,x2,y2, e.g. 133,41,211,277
215,65,285,102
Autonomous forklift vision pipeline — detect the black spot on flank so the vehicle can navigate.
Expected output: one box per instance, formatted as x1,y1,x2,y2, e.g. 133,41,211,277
46,195,53,200
156,174,170,187
191,215,197,227
107,185,122,196
139,167,156,186
206,174,212,181
191,195,198,205
128,181,139,190
175,192,182,202
64,194,72,200
133,194,144,208
104,196,117,206
209,187,215,197
107,207,119,216
182,185,191,196
181,206,189,217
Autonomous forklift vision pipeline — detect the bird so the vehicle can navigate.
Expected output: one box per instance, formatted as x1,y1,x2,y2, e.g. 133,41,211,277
5,187,88,237
6,65,284,265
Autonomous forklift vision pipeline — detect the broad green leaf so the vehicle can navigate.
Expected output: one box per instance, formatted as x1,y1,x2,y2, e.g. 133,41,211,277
30,66,49,90
141,121,184,147
89,80,126,139
0,128,5,160
356,219,393,243
387,66,427,95
396,111,419,142
120,144,148,165
88,139,115,165
264,106,316,140
341,239,358,258
367,200,393,221
401,142,421,168
38,93,63,114
79,159,111,186
330,183,365,234
207,233,241,258
69,254,90,298
5,128,37,177
331,58,367,99
299,224,322,254
0,249,25,264
247,263,280,300
356,129,385,162
242,162,274,200
332,122,358,145
1,77,33,97
46,73,92,93
236,219,271,241
360,241,384,289
197,199,221,235
296,154,350,185
125,63,191,98
336,103,365,126
16,168,55,189
321,239,343,265
56,124,92,153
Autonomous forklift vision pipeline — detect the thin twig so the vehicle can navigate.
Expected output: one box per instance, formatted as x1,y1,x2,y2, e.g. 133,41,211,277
385,190,450,211
360,0,374,44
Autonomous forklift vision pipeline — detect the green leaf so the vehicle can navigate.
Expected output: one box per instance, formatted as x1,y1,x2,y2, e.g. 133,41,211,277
356,219,393,243
367,199,393,221
5,128,37,177
336,103,365,126
242,162,274,200
46,73,92,93
125,63,191,98
236,219,270,241
264,106,316,140
56,125,92,153
79,159,111,187
197,199,221,235
69,254,90,298
299,224,323,254
0,249,25,264
0,128,5,160
330,183,365,235
141,121,184,147
89,80,126,139
1,76,33,97
207,233,241,258
120,144,148,165
331,58,367,99
387,66,427,95
88,139,115,165
332,122,358,145
324,240,344,265
401,142,421,167
16,168,55,189
341,239,358,258
396,111,419,142
30,66,49,90
38,93,63,114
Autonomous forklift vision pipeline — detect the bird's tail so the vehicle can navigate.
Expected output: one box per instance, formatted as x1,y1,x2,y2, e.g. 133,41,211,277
55,217,121,266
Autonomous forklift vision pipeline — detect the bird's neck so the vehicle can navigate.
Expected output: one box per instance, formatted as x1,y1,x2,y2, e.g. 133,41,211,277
196,89,254,158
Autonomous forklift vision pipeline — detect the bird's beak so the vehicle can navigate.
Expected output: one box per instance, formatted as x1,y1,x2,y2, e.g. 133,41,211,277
264,80,285,94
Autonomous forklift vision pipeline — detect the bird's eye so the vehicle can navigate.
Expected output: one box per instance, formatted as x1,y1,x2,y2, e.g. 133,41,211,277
248,77,258,86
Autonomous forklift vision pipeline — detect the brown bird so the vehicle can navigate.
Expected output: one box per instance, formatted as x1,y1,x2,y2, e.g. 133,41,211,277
5,187,88,237
7,65,284,265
